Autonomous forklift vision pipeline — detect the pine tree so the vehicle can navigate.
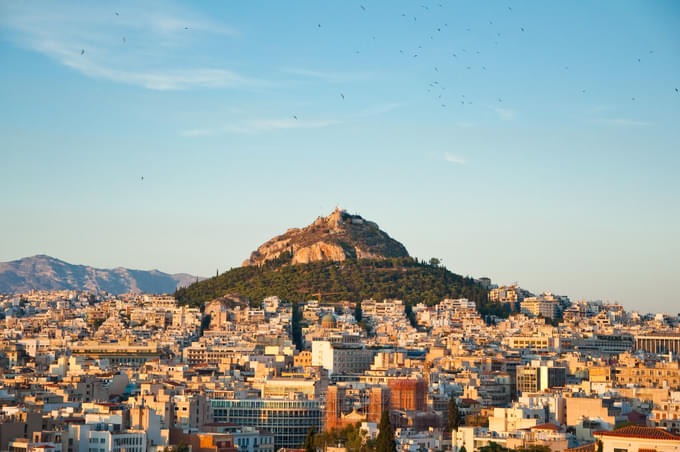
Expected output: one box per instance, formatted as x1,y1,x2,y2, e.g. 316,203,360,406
376,410,396,452
354,300,362,323
447,394,461,431
291,301,303,350
304,426,315,452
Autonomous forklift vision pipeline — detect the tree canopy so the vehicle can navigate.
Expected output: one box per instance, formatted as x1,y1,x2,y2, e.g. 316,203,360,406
175,257,506,318
376,410,396,452
447,394,462,431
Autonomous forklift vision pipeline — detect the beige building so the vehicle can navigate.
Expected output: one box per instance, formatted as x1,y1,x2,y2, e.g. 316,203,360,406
594,426,680,452
615,362,680,389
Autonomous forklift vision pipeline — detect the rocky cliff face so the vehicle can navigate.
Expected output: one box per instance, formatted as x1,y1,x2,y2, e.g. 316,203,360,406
243,208,409,266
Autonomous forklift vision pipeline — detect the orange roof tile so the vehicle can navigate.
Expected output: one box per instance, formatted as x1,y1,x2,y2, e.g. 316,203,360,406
594,426,680,441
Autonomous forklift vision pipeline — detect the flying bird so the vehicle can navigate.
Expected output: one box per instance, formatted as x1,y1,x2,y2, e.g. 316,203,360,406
141,176,144,181
675,88,679,93
317,24,322,28
184,26,189,30
115,12,119,16
340,93,345,100
293,115,298,120
360,5,365,10
122,37,126,43
521,27,525,32
81,49,85,55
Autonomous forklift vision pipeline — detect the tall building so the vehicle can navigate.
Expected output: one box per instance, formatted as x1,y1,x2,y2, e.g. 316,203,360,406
516,363,566,394
311,336,375,375
325,385,346,430
388,379,426,412
326,384,391,430
368,386,391,423
209,399,321,450
520,298,559,320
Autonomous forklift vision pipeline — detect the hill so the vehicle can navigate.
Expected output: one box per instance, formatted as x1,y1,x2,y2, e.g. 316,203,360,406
243,208,409,266
175,256,507,317
0,255,202,295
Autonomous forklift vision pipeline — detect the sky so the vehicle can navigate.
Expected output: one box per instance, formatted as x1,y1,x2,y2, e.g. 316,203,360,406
1,1,679,313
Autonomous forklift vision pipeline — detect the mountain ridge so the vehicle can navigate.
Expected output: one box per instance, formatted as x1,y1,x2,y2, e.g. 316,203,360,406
0,255,203,295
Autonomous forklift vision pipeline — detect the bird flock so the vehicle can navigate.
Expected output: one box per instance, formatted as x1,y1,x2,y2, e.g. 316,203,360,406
77,4,677,125
295,2,677,119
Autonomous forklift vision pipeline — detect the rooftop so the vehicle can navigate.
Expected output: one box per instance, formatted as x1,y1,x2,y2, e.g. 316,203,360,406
594,426,680,441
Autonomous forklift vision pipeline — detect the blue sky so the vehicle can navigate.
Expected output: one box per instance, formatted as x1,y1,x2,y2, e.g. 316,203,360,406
1,1,679,312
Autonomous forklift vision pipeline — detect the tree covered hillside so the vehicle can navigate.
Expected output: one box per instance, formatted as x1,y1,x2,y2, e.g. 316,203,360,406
175,256,507,317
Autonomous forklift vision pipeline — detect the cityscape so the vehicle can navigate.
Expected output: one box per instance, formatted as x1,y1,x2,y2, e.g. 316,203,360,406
1,2,679,452
2,208,680,452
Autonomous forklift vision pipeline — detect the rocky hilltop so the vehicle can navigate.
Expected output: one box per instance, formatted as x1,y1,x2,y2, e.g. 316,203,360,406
243,208,409,266
0,255,202,295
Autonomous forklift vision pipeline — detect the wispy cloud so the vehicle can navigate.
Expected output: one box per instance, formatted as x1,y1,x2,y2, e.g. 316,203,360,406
281,67,373,83
444,153,465,164
146,14,237,36
180,118,340,136
491,107,516,121
596,118,654,127
1,1,254,90
353,102,403,117
35,41,262,90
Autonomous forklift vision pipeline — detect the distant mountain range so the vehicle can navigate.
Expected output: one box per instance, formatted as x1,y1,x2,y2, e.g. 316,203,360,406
0,255,203,295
